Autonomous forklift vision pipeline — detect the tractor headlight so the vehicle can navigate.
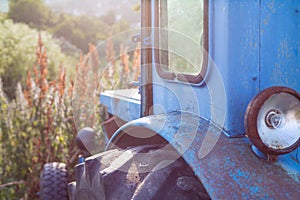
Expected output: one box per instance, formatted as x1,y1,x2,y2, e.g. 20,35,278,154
245,86,300,155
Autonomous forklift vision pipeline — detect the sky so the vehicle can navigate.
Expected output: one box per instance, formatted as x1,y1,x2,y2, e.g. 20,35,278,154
0,0,8,12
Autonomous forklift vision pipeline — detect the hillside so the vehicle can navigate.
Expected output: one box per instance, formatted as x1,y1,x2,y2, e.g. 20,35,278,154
45,0,140,25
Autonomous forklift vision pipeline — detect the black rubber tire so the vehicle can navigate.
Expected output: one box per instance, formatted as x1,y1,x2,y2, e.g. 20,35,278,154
70,145,210,200
40,162,69,200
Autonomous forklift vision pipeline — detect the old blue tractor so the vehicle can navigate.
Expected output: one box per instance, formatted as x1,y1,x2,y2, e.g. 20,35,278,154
39,0,299,199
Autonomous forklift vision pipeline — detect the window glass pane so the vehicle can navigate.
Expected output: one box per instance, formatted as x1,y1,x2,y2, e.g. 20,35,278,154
161,0,204,76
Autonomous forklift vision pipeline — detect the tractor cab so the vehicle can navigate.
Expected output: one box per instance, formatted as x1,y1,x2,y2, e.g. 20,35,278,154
99,0,300,199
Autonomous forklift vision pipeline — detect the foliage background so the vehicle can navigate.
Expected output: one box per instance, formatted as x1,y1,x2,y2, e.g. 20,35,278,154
8,0,138,53
0,0,140,199
0,34,79,199
0,19,78,99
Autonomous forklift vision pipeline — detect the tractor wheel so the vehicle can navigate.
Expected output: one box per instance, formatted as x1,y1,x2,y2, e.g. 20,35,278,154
70,145,210,200
40,162,69,200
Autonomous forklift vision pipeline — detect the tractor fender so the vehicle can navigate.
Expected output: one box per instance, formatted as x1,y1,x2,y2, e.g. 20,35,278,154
105,111,300,199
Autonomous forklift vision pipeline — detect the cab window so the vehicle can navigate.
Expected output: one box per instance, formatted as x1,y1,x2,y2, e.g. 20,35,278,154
158,0,208,83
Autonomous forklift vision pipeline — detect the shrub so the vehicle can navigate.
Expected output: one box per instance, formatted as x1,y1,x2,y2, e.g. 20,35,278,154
0,34,78,199
0,19,78,100
0,32,141,199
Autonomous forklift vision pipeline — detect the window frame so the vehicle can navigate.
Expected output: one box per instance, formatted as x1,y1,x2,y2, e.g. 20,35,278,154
155,0,209,84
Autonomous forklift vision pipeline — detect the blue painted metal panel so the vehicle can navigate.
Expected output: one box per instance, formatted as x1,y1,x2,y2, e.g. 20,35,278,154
260,0,300,92
106,112,300,199
150,0,261,137
151,0,299,137
100,89,141,122
217,0,260,136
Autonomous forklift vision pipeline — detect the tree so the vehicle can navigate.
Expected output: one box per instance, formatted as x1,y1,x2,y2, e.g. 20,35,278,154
0,19,77,99
99,11,116,25
8,0,132,53
8,0,50,29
